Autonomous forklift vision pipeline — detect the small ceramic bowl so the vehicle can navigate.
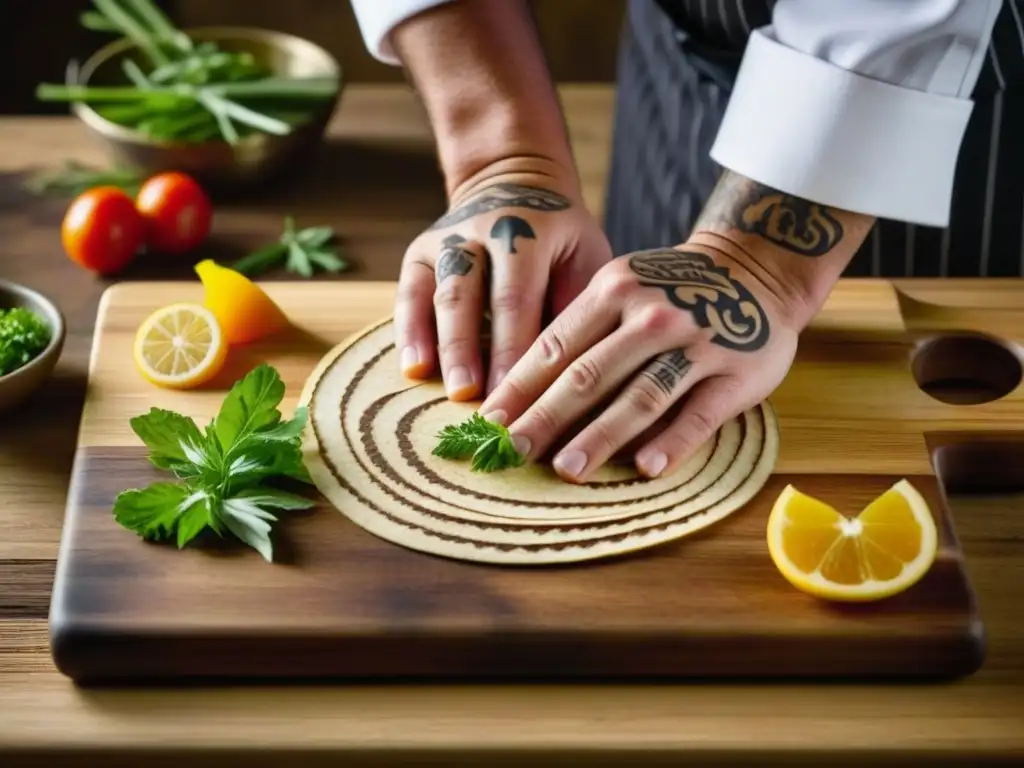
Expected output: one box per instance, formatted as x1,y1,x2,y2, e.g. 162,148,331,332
0,281,66,412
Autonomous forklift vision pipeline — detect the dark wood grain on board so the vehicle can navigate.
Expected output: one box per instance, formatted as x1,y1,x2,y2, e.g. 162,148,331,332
49,447,983,682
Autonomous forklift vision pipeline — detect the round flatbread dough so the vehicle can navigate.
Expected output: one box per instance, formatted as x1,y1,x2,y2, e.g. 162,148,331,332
299,317,780,565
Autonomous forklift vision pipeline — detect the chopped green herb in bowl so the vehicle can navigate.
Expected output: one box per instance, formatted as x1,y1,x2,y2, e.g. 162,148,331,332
0,307,52,377
0,281,65,412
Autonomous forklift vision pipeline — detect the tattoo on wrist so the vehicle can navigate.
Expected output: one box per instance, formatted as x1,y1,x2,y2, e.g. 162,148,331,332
642,348,692,395
489,215,535,254
627,248,770,352
694,172,843,257
428,182,569,231
436,234,475,283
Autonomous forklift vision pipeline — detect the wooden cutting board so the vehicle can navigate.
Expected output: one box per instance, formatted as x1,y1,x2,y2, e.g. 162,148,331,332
49,279,1024,683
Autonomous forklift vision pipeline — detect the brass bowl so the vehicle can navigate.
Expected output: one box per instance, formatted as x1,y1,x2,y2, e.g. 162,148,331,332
71,27,343,190
0,281,66,413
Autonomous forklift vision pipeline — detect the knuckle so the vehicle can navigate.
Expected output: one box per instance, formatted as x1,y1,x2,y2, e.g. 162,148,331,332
525,401,561,437
489,346,526,372
675,408,718,450
487,343,518,365
538,327,568,366
434,280,468,310
594,268,634,303
491,287,528,315
437,336,475,360
626,382,667,416
566,357,603,395
497,374,529,404
634,304,677,334
397,273,432,304
658,410,718,461
583,418,617,455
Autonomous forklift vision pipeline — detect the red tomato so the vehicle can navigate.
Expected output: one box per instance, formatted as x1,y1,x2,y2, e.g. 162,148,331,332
61,186,146,274
135,172,213,254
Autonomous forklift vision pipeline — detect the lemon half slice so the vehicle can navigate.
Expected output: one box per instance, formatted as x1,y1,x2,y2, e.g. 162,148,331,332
133,302,228,389
766,479,939,602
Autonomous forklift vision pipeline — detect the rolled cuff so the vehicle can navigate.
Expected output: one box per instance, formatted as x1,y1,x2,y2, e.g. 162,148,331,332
350,0,452,65
709,30,975,228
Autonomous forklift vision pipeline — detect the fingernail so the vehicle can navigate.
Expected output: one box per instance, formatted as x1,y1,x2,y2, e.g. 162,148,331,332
482,409,508,425
400,345,419,372
638,450,668,478
401,345,432,379
491,367,508,388
554,449,588,479
446,365,475,398
510,433,532,457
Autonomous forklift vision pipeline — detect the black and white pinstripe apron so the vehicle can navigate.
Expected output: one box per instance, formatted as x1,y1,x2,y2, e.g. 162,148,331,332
604,0,1024,277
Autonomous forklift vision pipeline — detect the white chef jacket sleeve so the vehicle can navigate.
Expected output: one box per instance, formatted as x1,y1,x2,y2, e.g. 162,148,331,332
349,0,454,65
709,0,1003,227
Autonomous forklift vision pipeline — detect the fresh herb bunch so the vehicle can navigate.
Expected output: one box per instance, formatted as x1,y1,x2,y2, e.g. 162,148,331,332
113,363,315,561
230,217,348,278
35,0,338,145
0,307,52,377
432,412,525,472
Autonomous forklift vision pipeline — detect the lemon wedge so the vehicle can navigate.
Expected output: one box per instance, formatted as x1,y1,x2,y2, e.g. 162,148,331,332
195,259,289,345
766,479,939,602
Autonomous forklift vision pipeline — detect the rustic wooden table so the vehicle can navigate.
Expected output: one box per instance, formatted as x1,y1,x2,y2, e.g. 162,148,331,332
1,85,1022,767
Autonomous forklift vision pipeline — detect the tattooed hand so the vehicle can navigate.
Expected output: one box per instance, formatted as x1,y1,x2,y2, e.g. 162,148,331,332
474,244,798,481
476,170,874,482
395,173,612,400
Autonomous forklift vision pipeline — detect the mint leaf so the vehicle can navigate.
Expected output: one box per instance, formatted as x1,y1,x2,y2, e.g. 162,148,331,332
222,439,300,490
212,363,285,453
222,406,312,490
251,405,307,442
116,363,316,561
281,451,313,484
218,494,278,562
306,249,347,273
295,226,334,248
232,486,315,510
113,483,191,541
287,241,314,278
129,407,208,470
176,490,213,548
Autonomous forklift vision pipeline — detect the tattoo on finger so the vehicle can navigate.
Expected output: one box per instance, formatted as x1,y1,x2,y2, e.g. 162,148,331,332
489,215,535,254
694,171,844,257
641,348,692,395
627,248,770,352
436,234,475,284
428,182,569,231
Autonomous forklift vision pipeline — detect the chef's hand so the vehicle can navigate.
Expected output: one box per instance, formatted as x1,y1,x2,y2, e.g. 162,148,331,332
395,165,611,399
382,0,613,398
479,170,877,482
477,242,797,481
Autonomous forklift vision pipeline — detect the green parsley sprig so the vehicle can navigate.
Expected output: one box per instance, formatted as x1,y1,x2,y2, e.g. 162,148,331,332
230,216,348,278
113,363,315,561
432,412,525,472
